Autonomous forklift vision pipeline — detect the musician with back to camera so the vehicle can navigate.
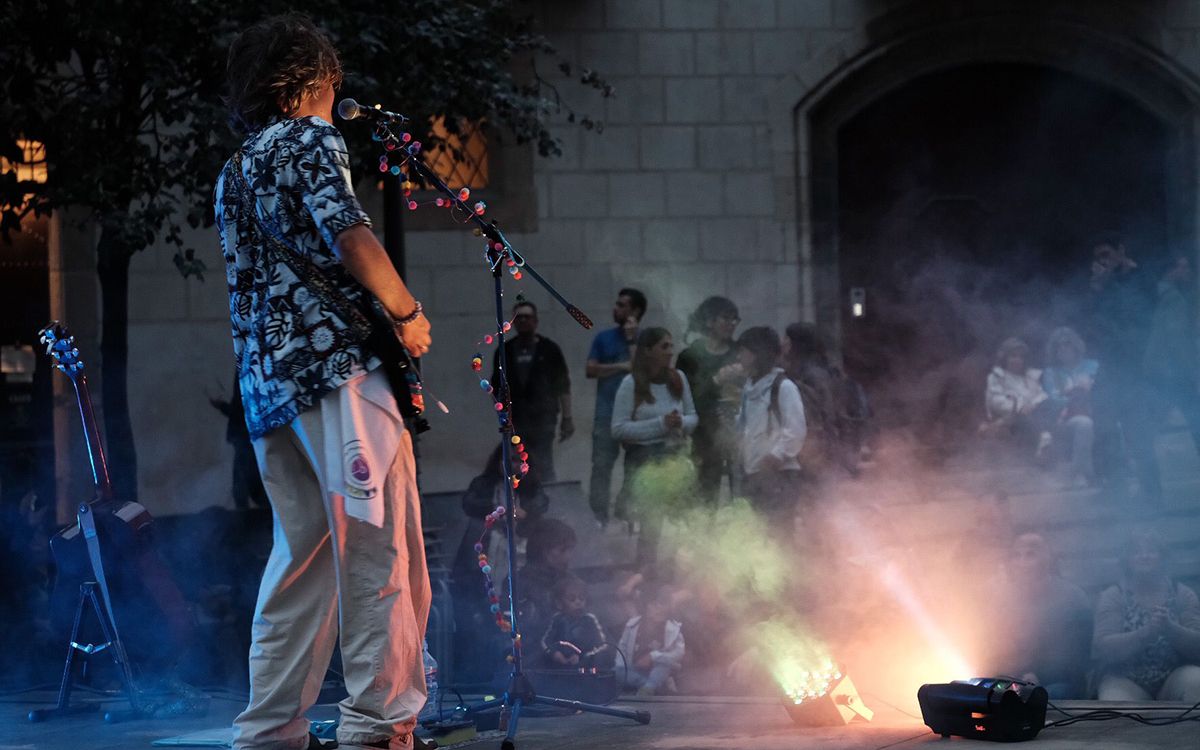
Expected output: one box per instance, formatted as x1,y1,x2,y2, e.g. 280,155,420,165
214,13,435,750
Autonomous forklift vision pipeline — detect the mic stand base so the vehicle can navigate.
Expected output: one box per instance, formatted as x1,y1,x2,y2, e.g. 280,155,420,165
462,671,651,750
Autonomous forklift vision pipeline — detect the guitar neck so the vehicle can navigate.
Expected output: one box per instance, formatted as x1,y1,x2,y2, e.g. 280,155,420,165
71,373,113,501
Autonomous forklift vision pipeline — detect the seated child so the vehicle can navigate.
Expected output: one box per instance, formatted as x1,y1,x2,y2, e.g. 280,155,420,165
539,574,615,670
617,585,685,695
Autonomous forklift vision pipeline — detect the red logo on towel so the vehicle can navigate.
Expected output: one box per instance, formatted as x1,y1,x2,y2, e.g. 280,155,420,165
350,454,371,483
343,440,377,500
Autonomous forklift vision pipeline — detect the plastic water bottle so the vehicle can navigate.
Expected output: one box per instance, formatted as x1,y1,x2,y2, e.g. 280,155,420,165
420,640,439,722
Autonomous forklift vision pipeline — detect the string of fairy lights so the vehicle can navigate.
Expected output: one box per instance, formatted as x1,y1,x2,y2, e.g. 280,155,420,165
373,120,533,656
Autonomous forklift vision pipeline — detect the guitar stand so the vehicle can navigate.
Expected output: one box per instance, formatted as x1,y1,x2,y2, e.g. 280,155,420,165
28,582,140,723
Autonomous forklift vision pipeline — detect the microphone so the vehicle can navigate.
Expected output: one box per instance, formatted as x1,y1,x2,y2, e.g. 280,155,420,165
336,98,409,124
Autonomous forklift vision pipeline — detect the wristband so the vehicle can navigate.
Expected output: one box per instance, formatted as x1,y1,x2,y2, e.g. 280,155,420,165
395,301,423,326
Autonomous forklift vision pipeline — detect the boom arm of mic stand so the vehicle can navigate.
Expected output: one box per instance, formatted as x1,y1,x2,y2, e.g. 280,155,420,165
391,131,593,330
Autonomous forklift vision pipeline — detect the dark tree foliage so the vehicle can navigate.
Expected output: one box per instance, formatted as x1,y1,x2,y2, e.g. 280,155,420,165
0,0,609,503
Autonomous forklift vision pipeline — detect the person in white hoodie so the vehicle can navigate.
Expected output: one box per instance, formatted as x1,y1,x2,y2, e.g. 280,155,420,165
612,327,698,574
616,585,685,696
984,337,1055,461
735,327,807,526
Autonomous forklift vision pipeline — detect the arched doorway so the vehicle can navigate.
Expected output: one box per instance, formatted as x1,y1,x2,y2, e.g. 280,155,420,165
834,63,1172,442
774,5,1200,454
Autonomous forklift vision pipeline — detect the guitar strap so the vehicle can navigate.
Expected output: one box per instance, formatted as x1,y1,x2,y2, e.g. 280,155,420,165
227,150,427,430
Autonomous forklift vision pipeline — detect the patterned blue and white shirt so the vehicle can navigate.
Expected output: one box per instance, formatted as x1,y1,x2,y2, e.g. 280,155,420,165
215,116,379,439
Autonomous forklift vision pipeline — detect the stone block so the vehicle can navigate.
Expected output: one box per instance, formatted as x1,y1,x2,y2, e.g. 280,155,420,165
1165,0,1200,28
719,0,776,29
643,219,701,262
640,126,697,170
402,267,436,308
832,0,873,29
695,31,753,75
432,265,496,315
639,32,696,75
542,127,582,171
666,262,730,320
406,230,467,268
129,271,189,322
664,77,723,123
186,263,232,322
771,174,797,220
537,172,550,220
541,1,605,30
549,173,611,217
580,31,640,76
698,126,755,169
606,0,662,28
530,219,587,265
604,77,666,124
665,171,725,217
584,219,643,263
755,219,787,262
581,125,640,170
663,0,719,29
778,0,834,28
609,172,668,218
725,262,780,308
753,30,809,75
807,29,847,60
698,218,758,260
752,125,777,169
721,76,769,122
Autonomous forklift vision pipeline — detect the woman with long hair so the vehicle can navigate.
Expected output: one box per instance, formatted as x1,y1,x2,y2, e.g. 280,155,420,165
611,328,698,575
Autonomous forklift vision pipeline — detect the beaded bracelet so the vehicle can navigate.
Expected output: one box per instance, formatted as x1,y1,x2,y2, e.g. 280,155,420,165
395,301,423,326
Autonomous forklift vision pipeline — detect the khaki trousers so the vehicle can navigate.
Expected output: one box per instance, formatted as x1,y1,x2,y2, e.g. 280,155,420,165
233,385,431,750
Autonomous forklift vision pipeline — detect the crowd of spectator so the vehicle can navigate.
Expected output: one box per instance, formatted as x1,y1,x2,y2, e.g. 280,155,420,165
449,239,1200,700
983,234,1200,497
984,529,1200,702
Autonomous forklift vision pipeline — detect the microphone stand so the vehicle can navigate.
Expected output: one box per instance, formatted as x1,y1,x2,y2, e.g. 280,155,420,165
362,119,650,749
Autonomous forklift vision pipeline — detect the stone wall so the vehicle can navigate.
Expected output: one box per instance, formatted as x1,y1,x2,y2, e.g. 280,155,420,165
81,0,1200,513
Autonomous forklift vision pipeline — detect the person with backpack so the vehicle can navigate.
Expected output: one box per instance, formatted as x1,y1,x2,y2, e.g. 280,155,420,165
735,327,807,529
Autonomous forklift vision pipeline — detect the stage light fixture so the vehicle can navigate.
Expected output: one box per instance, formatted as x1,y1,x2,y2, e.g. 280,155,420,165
782,670,873,727
917,677,1047,742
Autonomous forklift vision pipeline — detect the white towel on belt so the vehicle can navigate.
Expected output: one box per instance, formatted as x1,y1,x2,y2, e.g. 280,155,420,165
321,367,406,527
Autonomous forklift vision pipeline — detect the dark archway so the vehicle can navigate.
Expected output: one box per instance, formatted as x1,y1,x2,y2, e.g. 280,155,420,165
833,63,1172,438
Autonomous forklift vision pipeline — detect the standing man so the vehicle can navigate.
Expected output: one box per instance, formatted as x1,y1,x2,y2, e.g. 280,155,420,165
586,288,646,525
1086,233,1158,501
473,300,572,505
496,301,573,480
676,296,741,503
216,15,434,750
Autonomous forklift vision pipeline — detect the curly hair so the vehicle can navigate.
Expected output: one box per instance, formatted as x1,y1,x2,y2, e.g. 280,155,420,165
994,337,1029,368
224,13,343,134
1044,326,1086,365
686,296,739,335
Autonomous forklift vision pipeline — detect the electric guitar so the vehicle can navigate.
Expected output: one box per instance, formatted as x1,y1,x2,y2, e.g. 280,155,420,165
39,321,192,670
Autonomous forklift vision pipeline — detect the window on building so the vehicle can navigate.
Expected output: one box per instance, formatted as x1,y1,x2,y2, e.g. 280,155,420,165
0,139,48,185
424,117,489,190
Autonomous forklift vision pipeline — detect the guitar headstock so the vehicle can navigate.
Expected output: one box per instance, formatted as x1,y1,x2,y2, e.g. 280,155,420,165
38,321,85,379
